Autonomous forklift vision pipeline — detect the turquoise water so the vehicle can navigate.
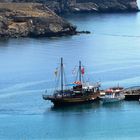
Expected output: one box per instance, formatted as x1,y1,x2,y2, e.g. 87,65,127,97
0,12,140,139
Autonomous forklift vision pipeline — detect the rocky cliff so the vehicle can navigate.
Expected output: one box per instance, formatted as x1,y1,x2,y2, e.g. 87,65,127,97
4,0,138,13
0,3,76,38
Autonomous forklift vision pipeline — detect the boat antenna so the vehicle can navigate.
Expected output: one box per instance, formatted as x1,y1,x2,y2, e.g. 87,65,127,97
61,57,64,95
79,61,82,82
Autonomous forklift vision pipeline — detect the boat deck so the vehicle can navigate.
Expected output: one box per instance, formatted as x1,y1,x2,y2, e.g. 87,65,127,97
43,92,100,106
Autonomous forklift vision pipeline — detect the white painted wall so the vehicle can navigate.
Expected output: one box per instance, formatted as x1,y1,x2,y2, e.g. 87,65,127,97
137,0,140,9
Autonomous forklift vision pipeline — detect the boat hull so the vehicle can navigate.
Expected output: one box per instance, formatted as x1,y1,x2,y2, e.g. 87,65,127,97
51,98,98,106
100,96,125,104
43,93,100,106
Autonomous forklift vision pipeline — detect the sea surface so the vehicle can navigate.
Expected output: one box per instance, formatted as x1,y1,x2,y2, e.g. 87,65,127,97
0,10,140,139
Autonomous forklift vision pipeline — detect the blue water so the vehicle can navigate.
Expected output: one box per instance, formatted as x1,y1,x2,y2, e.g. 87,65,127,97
0,12,140,139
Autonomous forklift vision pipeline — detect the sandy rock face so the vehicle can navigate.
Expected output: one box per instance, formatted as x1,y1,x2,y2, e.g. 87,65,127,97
0,3,76,38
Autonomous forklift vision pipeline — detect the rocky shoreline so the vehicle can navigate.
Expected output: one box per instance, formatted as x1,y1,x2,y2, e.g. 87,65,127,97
69,1,139,13
77,0,138,13
0,0,139,38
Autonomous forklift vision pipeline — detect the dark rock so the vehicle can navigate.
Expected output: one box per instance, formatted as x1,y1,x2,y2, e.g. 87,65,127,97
77,31,91,34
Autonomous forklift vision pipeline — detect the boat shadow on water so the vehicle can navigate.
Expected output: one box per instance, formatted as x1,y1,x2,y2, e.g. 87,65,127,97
46,100,124,113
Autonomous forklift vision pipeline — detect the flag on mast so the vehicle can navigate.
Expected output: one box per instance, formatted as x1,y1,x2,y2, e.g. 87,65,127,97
81,67,85,75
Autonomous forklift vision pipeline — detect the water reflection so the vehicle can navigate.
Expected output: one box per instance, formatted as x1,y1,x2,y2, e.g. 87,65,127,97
46,100,124,114
49,101,101,113
101,101,124,108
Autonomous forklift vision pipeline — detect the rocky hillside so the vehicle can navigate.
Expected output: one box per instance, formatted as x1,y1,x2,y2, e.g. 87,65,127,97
3,0,138,13
0,3,76,38
0,0,138,38
74,0,138,12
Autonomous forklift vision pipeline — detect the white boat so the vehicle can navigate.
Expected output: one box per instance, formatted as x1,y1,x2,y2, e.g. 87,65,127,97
100,87,125,104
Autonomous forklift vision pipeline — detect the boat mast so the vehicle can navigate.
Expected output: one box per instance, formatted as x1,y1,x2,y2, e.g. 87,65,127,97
79,61,82,82
61,57,63,94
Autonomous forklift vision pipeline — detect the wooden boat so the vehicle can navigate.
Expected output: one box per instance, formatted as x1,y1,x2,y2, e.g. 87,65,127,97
42,58,100,106
100,87,125,104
